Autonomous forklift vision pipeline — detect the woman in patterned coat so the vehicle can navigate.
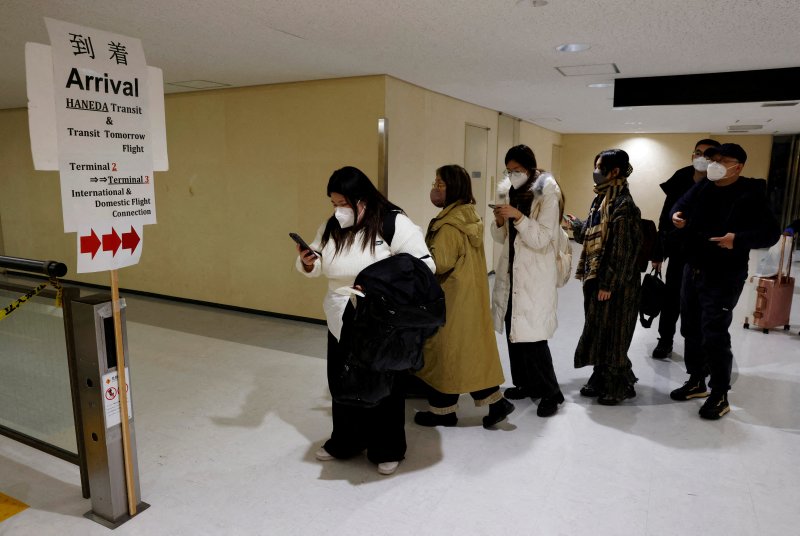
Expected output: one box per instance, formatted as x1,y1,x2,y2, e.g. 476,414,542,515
566,149,642,405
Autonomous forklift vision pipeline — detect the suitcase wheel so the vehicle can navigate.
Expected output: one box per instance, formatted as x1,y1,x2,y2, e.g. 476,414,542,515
785,325,791,330
762,328,769,334
743,322,750,329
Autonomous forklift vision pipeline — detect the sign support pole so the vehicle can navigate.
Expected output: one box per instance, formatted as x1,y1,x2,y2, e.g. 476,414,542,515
109,269,137,516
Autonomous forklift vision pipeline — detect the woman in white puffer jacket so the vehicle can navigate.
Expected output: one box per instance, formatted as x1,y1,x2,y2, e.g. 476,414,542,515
491,145,565,417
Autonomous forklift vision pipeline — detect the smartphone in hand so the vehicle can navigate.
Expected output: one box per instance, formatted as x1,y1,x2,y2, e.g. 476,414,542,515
289,232,319,257
488,204,497,209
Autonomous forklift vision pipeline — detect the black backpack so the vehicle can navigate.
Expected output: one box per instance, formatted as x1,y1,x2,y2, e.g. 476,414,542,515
636,219,657,272
382,209,400,246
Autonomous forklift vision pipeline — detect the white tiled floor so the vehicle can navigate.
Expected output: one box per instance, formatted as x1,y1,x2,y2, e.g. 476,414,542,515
2,250,800,536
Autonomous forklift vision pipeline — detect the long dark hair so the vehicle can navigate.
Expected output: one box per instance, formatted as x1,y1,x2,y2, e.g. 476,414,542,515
321,166,402,255
437,164,475,206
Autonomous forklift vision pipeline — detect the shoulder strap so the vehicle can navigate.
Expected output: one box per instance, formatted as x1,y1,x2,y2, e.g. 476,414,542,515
382,210,401,246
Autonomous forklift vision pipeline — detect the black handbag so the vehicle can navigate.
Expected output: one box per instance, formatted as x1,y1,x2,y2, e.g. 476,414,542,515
639,267,666,328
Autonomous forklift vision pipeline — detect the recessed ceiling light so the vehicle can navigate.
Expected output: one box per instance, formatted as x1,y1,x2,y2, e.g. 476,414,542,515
588,82,613,88
556,43,591,53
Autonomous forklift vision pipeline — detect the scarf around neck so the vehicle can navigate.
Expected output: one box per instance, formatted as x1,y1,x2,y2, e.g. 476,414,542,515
507,171,539,270
579,177,628,282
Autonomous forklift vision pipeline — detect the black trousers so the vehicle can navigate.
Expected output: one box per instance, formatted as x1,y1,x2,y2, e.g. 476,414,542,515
504,295,561,398
657,255,686,344
680,266,745,393
427,386,500,410
324,331,406,464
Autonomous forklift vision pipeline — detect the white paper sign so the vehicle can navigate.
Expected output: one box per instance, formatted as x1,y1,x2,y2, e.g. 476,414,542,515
102,367,133,429
26,44,169,172
25,42,59,171
45,18,157,233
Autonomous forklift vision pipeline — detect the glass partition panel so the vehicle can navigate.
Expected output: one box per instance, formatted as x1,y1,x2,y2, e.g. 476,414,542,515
0,287,76,454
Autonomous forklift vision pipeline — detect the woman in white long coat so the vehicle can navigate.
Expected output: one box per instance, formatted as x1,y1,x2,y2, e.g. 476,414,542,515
491,145,565,417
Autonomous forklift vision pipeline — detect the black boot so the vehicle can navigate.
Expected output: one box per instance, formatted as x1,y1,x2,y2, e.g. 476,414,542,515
652,338,673,359
537,392,565,417
504,386,534,400
597,386,636,406
414,411,457,427
482,398,515,428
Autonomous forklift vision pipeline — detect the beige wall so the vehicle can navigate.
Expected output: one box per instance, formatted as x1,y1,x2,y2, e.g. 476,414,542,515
559,133,773,223
519,121,563,174
0,109,66,263
384,78,564,270
0,77,773,320
385,77,501,263
0,76,386,320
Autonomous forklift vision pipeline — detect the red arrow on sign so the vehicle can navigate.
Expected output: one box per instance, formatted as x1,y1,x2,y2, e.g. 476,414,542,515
80,230,101,258
121,226,140,253
102,228,121,256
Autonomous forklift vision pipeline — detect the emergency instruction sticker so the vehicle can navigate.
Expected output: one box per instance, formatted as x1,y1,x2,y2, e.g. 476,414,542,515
102,367,133,428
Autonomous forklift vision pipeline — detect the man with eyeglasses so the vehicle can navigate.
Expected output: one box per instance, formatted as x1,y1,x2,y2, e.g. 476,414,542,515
651,139,721,360
669,143,780,419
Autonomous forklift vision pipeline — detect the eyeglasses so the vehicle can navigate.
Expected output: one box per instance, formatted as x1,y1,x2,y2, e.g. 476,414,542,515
692,150,705,156
503,169,525,178
431,181,446,190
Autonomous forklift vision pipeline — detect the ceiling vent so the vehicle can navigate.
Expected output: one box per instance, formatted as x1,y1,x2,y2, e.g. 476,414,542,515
556,64,619,76
762,102,799,107
727,124,763,132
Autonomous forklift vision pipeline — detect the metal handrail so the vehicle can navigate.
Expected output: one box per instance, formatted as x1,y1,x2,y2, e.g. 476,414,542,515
0,255,67,277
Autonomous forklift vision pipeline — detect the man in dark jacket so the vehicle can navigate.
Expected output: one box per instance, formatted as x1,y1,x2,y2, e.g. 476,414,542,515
669,143,781,419
650,138,720,359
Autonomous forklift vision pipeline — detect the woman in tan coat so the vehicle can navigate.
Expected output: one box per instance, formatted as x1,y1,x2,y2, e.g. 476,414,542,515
414,165,514,429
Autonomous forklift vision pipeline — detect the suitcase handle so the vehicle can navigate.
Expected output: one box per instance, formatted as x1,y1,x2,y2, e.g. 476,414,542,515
754,287,767,319
777,233,794,283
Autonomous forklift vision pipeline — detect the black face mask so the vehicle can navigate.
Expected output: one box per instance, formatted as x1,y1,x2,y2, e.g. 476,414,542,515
593,168,607,185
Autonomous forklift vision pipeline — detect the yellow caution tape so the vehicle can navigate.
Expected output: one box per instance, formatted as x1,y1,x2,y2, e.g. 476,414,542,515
0,282,49,321
49,277,63,308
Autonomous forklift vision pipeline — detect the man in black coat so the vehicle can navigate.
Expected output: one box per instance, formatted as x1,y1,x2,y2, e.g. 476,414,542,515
669,143,780,419
650,138,720,359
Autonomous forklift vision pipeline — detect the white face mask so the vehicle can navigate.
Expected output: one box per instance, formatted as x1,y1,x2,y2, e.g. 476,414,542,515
509,171,529,189
706,161,727,181
693,156,710,172
334,207,355,228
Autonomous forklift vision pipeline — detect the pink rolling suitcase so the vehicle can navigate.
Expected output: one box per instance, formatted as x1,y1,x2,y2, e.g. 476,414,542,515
744,233,795,333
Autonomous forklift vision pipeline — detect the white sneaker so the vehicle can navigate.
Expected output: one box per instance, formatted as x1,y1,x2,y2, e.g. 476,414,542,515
377,461,400,475
315,447,335,461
